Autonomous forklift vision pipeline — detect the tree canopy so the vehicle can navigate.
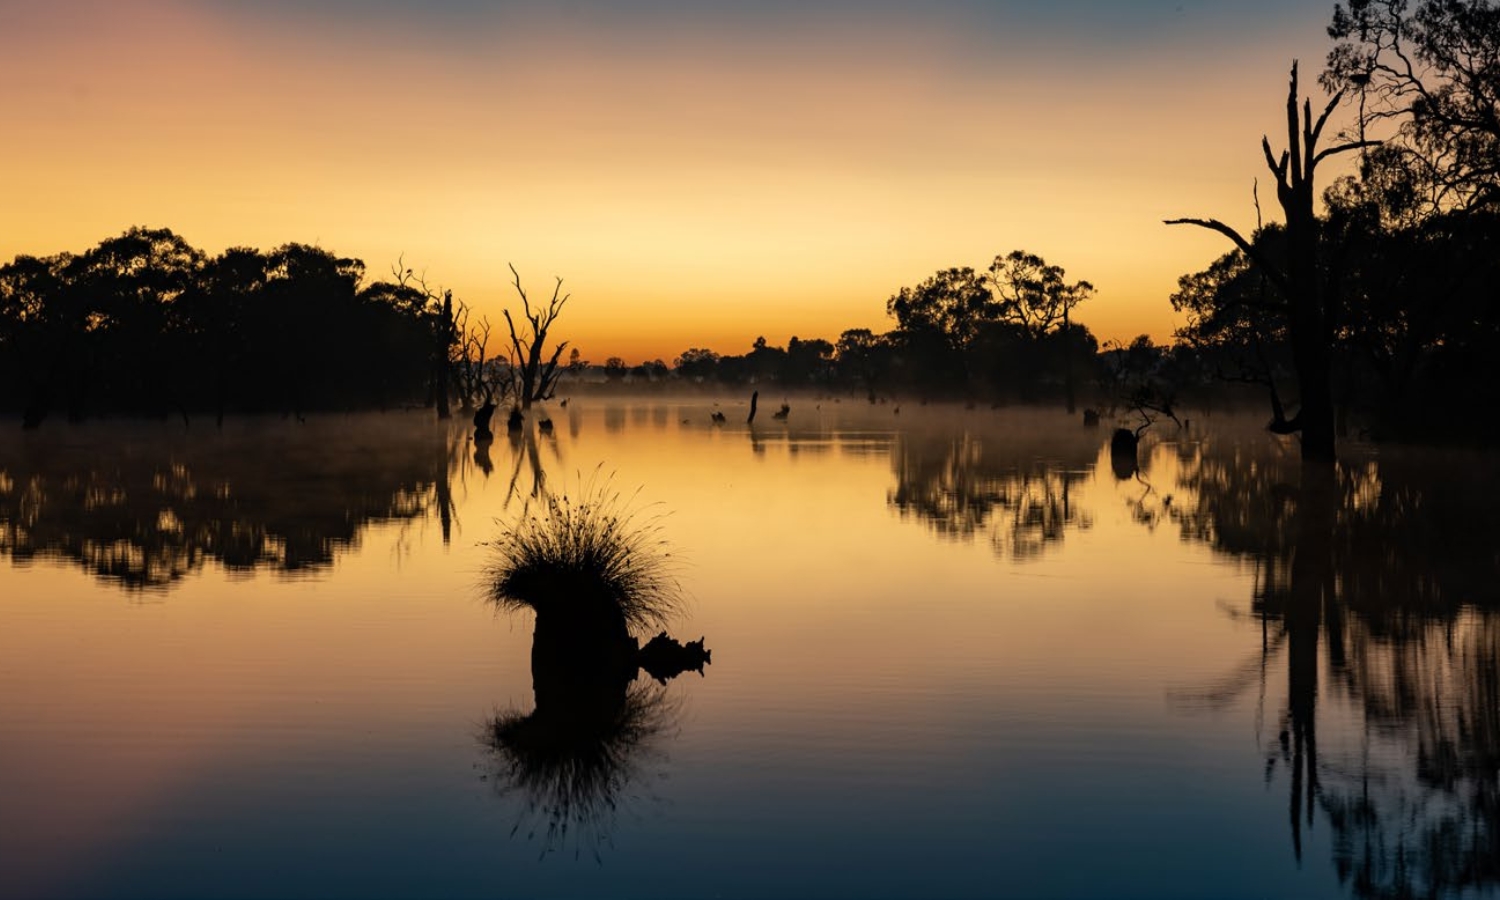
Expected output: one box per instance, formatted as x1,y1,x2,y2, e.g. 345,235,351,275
0,227,453,424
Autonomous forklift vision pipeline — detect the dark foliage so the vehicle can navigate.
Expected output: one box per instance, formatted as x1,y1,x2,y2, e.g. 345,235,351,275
485,477,681,634
0,227,454,422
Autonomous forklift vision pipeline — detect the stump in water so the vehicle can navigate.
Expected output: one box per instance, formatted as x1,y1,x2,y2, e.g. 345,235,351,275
1110,428,1139,479
473,400,497,441
637,632,712,683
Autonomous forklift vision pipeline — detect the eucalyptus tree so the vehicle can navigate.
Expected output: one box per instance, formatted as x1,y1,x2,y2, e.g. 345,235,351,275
1324,0,1500,213
986,250,1095,410
986,250,1094,341
1168,63,1377,464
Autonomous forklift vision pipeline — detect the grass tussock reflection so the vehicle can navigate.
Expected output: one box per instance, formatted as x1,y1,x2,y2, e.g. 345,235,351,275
482,678,680,861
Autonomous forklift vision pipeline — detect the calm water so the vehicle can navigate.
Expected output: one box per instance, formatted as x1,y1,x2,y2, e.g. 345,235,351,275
2,400,1497,900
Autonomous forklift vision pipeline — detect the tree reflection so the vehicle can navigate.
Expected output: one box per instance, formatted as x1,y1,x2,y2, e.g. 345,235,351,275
1163,436,1500,898
481,644,681,861
887,425,1097,560
0,414,460,589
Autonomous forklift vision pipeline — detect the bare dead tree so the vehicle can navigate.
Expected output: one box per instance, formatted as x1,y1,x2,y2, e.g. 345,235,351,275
1166,61,1378,464
503,264,570,410
450,299,501,413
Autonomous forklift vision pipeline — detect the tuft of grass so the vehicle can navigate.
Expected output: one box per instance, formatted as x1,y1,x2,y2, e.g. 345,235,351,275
485,471,681,632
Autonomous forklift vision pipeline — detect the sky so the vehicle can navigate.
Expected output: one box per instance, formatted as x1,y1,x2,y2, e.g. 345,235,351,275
0,1,1355,364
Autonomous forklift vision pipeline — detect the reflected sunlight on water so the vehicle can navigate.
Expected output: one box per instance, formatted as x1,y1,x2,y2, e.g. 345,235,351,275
2,402,1497,899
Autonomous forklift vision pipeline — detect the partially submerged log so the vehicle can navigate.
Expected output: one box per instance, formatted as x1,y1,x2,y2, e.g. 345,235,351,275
637,632,712,684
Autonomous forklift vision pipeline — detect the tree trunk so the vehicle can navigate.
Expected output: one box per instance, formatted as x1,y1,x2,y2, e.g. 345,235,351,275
1063,307,1076,414
434,290,453,420
1166,62,1375,466
1286,192,1336,465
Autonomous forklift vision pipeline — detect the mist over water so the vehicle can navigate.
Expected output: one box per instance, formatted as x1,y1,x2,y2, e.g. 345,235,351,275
2,400,1496,899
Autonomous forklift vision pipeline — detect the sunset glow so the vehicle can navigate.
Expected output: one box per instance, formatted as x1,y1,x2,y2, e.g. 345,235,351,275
1,1,1349,362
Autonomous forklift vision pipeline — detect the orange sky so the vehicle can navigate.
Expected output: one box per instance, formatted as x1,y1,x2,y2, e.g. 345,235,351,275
0,1,1356,364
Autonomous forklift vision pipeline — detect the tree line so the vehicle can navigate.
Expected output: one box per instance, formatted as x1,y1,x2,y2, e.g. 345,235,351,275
650,249,1100,410
0,228,577,427
0,229,449,425
4,2,1494,457
655,1,1500,460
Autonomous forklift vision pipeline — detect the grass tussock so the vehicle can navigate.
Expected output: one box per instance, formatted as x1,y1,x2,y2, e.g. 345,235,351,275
486,471,681,631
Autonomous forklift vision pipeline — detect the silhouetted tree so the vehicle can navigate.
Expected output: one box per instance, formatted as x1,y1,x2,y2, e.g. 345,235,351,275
673,347,720,382
987,250,1095,340
384,261,463,419
887,267,991,348
1170,229,1300,423
258,242,367,415
0,251,76,427
502,264,570,410
835,328,893,399
885,254,1097,402
1100,335,1182,431
986,250,1095,411
784,336,835,386
1324,0,1500,212
624,359,669,383
886,266,992,395
1168,62,1378,464
1,229,450,422
745,336,786,383
449,296,504,414
1321,172,1500,440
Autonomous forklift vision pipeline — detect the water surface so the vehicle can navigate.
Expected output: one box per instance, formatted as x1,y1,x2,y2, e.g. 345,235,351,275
2,401,1496,899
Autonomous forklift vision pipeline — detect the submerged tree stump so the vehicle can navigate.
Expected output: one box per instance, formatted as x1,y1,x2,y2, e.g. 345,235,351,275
637,632,712,683
1110,428,1139,479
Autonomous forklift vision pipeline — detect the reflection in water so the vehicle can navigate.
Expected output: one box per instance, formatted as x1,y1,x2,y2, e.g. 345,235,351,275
1163,437,1500,898
480,466,707,859
501,425,564,512
9,400,1500,894
888,426,1097,560
0,415,460,589
473,435,495,476
482,641,681,861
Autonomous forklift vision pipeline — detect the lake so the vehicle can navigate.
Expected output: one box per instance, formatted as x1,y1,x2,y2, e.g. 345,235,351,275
2,399,1497,900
